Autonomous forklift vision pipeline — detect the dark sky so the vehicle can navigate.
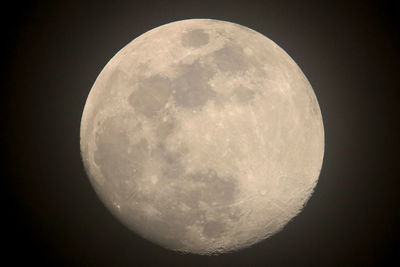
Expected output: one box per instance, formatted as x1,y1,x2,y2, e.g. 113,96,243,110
3,0,399,266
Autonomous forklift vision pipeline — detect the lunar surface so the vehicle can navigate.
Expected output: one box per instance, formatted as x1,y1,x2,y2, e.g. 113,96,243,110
80,19,324,255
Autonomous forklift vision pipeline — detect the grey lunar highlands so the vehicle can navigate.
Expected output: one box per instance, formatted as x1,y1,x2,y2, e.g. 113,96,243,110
80,19,324,254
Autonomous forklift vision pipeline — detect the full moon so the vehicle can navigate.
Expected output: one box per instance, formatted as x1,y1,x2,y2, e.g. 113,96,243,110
80,19,324,255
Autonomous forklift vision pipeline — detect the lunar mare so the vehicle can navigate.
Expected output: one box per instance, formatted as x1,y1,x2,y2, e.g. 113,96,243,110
80,19,324,255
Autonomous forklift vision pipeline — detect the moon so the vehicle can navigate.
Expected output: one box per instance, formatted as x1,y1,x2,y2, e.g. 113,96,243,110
80,19,324,255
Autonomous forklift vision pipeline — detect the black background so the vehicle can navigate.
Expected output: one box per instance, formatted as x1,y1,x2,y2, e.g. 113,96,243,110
3,0,399,266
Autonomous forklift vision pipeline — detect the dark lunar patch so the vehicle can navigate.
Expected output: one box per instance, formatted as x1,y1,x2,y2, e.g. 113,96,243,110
151,168,238,242
94,117,148,199
151,142,188,181
127,167,241,251
155,117,176,141
152,142,187,166
128,75,172,118
233,86,256,104
203,220,227,238
181,189,202,209
161,159,183,180
186,169,238,207
211,44,249,73
181,29,210,48
171,61,216,109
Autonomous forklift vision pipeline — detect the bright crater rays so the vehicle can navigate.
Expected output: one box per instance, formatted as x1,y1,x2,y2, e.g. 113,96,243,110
80,19,324,255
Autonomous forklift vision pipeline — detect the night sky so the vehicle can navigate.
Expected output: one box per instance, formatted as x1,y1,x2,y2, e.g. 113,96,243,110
3,0,399,266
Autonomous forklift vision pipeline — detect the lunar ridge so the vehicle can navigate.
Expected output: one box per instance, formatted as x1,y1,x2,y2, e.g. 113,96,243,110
80,19,324,255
